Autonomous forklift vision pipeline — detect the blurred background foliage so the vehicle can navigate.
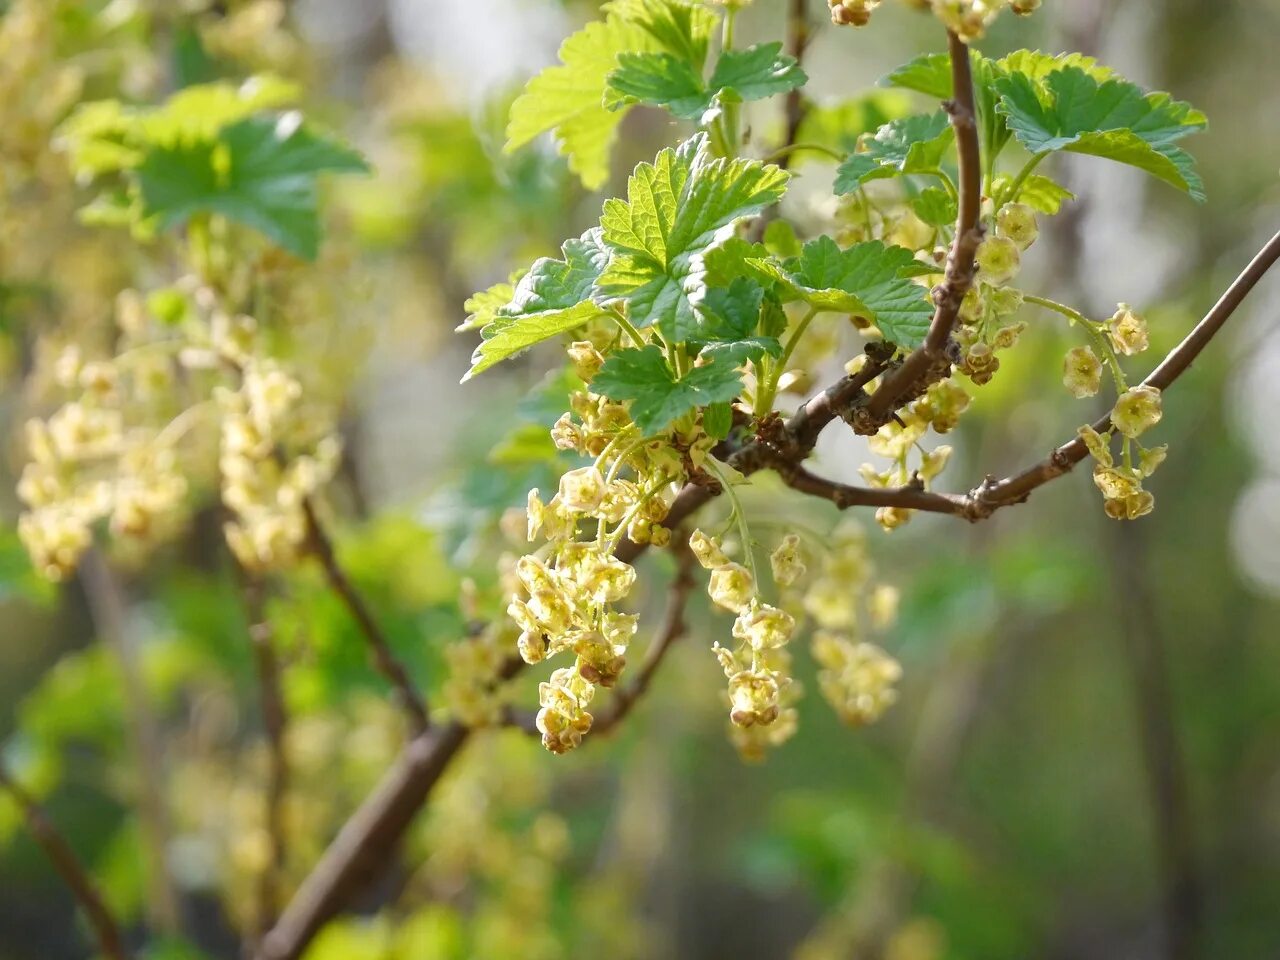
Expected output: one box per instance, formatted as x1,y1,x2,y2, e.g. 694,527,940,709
2,1,1280,958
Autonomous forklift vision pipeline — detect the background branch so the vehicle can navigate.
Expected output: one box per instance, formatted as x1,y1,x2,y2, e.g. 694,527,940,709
592,546,696,737
0,766,131,960
302,498,430,732
79,550,182,938
235,568,290,940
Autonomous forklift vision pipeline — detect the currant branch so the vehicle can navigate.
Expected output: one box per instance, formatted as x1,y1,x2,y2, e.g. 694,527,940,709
867,29,984,423
301,498,431,733
0,766,132,960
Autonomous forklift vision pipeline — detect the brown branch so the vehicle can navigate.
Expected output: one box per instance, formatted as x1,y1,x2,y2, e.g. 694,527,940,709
236,569,289,939
302,498,430,733
79,550,182,936
779,0,813,171
0,766,131,960
975,227,1280,509
1108,523,1204,960
867,30,984,422
255,655,524,960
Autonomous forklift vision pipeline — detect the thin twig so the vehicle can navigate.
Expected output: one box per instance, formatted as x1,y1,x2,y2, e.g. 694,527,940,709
976,228,1280,508
79,550,182,937
1107,522,1204,960
254,656,524,960
236,568,289,939
0,766,131,960
302,498,430,733
867,31,984,422
593,547,696,736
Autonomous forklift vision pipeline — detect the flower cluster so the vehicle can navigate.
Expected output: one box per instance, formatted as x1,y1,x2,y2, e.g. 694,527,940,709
801,525,903,725
692,530,798,746
1079,402,1167,521
895,0,1039,40
512,350,692,752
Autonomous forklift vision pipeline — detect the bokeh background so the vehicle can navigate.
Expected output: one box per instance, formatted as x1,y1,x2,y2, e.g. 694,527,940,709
3,1,1280,958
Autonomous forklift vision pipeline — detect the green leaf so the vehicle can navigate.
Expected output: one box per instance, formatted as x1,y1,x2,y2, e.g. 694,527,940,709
834,112,954,194
606,51,709,118
458,278,518,333
762,219,802,258
594,133,789,341
593,344,743,435
1013,174,1075,214
607,42,806,122
884,50,1117,168
994,67,1207,200
695,278,783,364
769,237,934,347
910,186,957,227
604,0,719,70
137,114,368,259
464,229,611,380
703,403,733,441
708,42,807,107
505,14,654,190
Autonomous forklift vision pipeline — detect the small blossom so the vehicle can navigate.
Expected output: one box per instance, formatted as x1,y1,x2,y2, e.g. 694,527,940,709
1139,444,1168,478
1063,346,1103,399
769,534,806,587
1107,303,1149,356
876,506,912,532
731,601,796,651
708,562,756,613
727,670,782,727
1112,385,1163,438
975,237,1021,286
567,341,604,381
557,466,606,514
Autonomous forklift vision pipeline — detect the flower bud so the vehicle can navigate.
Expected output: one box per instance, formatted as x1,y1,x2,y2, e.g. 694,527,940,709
689,528,729,569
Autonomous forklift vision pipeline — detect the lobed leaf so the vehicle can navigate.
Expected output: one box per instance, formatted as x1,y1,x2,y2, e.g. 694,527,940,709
464,229,611,380
593,344,743,435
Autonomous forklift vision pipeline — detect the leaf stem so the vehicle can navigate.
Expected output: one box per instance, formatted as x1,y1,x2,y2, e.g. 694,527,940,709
608,306,647,348
757,305,819,414
999,151,1048,209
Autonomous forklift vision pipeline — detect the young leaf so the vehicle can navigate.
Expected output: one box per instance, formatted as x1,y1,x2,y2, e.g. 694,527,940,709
137,114,368,260
1013,174,1075,214
606,52,708,118
464,229,611,380
607,42,806,122
834,112,954,194
708,42,807,107
505,14,654,190
458,276,518,333
593,344,743,436
604,0,718,71
702,403,734,442
767,237,934,348
994,68,1207,200
695,278,783,364
910,186,957,227
594,134,789,342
